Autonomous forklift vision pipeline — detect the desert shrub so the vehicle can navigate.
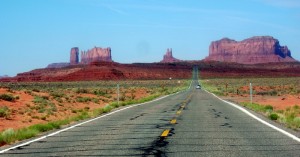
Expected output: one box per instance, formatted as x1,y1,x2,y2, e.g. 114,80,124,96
84,106,90,111
0,94,15,102
32,89,40,92
264,105,273,111
76,96,92,103
33,96,47,104
55,97,63,103
269,113,279,120
269,90,278,96
93,90,106,96
0,106,11,118
1,128,15,144
92,98,99,103
73,111,90,121
92,108,104,116
75,88,88,94
103,105,113,113
256,91,269,96
24,90,33,95
50,92,65,98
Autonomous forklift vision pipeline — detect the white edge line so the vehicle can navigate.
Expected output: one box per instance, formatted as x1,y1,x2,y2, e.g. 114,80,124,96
204,89,300,143
0,93,178,154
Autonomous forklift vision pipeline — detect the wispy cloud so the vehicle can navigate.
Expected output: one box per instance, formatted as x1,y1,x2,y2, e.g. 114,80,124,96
103,5,129,15
260,0,300,8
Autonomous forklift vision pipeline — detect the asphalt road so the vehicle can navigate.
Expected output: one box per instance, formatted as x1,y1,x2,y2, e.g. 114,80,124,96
1,69,300,156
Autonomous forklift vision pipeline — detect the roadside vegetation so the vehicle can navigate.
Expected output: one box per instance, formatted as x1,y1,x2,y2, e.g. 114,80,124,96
241,102,300,129
0,79,190,146
200,77,300,130
200,77,300,96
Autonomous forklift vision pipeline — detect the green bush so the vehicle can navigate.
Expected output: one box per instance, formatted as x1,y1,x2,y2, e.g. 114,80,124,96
269,113,279,120
0,94,15,102
0,106,11,118
264,105,273,111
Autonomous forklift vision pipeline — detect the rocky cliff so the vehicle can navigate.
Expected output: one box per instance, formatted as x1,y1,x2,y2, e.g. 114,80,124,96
161,48,180,63
81,47,112,64
205,36,297,64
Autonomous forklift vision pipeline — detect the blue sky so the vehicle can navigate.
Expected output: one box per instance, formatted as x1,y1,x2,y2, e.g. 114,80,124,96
1,0,300,76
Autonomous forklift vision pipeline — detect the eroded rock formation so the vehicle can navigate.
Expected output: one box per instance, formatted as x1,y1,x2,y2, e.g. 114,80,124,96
70,47,79,65
205,36,297,64
161,48,180,63
81,47,112,64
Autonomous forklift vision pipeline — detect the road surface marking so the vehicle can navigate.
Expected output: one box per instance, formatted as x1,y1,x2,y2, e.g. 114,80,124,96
161,130,170,137
0,92,182,154
170,119,177,124
176,110,182,115
205,90,300,143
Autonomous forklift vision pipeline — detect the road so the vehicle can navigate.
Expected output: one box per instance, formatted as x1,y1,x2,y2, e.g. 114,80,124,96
1,68,300,156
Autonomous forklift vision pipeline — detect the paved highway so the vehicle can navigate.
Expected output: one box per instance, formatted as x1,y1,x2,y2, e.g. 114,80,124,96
1,68,300,156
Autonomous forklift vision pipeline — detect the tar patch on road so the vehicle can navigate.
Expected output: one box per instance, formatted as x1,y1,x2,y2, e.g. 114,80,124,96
130,113,147,120
138,128,175,157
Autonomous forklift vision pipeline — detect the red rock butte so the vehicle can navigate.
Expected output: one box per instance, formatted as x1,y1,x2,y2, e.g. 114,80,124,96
81,47,112,64
160,48,181,63
205,36,297,64
70,47,79,65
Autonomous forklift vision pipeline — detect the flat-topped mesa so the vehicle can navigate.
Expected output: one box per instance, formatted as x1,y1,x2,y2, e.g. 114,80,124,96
81,47,113,64
70,47,79,65
160,48,180,63
205,36,297,64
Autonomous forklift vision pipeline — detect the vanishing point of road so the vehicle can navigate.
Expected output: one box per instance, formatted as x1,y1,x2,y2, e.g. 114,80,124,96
1,67,300,156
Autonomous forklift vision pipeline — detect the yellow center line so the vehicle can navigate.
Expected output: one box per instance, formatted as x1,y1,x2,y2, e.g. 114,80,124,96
161,129,170,137
176,110,182,115
170,119,177,124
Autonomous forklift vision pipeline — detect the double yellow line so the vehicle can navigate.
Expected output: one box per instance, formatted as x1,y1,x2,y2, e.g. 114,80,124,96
160,94,192,138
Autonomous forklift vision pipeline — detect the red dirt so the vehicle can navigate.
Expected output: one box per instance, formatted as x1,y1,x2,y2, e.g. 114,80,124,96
0,87,150,132
223,94,300,110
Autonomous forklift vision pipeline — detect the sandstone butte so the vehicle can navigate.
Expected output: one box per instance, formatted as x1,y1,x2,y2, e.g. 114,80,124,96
205,36,298,64
47,47,113,68
160,48,181,63
81,47,113,64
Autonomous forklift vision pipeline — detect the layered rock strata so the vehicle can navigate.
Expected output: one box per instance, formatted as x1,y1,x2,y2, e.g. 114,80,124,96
205,36,297,64
81,47,112,64
70,47,79,65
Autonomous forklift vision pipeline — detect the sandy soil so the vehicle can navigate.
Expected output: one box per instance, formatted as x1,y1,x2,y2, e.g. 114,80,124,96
0,88,150,132
222,94,300,110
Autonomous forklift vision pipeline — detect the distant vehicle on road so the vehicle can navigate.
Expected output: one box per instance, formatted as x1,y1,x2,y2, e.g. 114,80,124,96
196,85,201,89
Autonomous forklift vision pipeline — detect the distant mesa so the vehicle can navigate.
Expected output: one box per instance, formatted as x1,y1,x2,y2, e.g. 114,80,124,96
47,46,113,68
160,48,181,63
47,63,70,69
205,36,298,64
0,75,9,79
